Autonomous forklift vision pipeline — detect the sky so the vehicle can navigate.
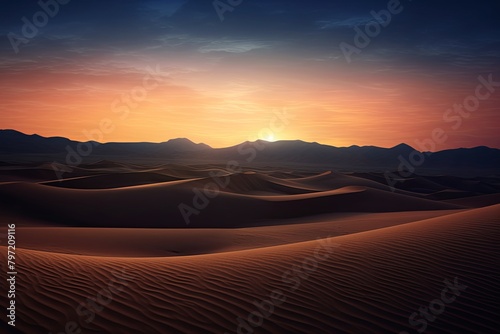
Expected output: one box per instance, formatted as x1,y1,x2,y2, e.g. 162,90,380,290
0,0,499,149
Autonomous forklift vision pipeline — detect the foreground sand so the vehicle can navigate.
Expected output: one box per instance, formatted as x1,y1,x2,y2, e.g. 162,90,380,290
1,204,499,333
1,165,499,333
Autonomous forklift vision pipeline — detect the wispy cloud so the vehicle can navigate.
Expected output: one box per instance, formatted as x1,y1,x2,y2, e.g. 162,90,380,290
198,40,271,54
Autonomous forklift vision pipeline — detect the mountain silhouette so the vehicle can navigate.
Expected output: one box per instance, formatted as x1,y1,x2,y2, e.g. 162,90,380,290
1,129,499,176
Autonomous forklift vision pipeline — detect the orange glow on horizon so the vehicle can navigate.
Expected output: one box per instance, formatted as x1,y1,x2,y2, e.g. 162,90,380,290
1,60,499,150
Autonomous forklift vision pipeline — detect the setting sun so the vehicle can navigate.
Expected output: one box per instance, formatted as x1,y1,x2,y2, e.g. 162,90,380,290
262,133,276,142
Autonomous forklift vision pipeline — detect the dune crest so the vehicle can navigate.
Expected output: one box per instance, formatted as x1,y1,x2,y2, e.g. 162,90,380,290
1,204,499,333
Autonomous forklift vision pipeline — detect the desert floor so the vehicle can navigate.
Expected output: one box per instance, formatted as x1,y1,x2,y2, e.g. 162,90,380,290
1,162,499,333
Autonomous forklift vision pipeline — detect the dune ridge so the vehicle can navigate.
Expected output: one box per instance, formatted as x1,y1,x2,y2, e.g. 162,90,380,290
1,162,498,333
1,204,499,333
15,209,462,257
0,171,463,228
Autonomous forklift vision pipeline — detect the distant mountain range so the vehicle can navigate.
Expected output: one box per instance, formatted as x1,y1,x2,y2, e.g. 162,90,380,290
1,129,499,176
0,130,210,155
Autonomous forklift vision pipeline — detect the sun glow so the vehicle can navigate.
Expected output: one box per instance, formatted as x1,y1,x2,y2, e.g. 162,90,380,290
263,133,276,142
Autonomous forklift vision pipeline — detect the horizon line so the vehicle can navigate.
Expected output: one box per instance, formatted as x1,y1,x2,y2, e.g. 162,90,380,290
1,128,498,152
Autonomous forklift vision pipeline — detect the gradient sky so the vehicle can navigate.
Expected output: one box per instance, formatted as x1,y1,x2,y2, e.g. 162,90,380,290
1,0,499,149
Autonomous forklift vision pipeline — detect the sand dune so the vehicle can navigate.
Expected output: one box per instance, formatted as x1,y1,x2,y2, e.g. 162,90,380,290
1,204,499,333
0,175,462,227
1,162,498,333
40,172,183,189
445,192,500,208
16,210,461,257
286,171,393,191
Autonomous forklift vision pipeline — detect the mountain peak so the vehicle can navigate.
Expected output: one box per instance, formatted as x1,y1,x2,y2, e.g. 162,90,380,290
390,143,415,151
163,138,211,151
165,138,196,145
1,129,35,137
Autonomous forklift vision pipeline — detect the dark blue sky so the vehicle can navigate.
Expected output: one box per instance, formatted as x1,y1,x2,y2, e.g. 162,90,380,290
2,0,499,62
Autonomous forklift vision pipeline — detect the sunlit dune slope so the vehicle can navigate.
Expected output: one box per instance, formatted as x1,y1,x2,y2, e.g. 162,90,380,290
1,204,499,333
